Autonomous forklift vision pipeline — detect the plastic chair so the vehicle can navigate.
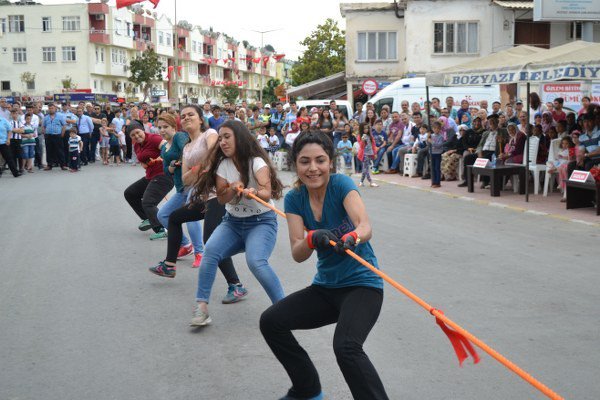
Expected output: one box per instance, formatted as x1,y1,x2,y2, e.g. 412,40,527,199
543,138,562,196
336,154,355,175
509,136,541,193
403,153,418,177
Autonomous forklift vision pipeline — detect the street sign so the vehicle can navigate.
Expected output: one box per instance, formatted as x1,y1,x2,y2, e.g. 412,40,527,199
362,79,378,95
151,89,167,96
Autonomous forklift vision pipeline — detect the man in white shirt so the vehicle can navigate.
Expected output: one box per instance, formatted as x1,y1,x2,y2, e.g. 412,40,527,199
0,98,11,120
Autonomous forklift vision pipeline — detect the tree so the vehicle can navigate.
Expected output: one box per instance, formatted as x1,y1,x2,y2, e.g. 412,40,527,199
61,76,76,91
20,72,36,93
128,47,164,101
291,18,345,86
261,78,281,104
220,83,240,104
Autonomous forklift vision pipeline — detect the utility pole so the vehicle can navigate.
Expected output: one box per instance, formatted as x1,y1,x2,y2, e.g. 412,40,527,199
172,0,179,109
250,28,281,103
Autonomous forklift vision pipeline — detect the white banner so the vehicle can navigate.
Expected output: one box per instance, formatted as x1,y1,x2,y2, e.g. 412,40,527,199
534,0,600,21
540,82,600,112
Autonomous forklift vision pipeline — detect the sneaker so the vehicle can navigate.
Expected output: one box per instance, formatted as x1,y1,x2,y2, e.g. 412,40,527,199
358,182,364,187
138,219,152,231
190,304,212,326
279,393,324,400
457,182,468,187
192,253,202,268
370,182,379,187
177,244,193,259
222,283,248,304
149,229,168,241
149,261,176,278
372,169,381,175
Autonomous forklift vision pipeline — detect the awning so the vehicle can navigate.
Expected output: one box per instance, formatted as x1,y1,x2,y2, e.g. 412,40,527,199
425,41,600,86
492,0,533,10
287,72,346,99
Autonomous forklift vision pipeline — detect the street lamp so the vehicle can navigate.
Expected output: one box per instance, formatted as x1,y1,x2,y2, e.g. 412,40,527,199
249,28,282,103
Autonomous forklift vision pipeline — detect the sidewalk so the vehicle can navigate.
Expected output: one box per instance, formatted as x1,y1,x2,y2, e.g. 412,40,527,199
369,171,600,228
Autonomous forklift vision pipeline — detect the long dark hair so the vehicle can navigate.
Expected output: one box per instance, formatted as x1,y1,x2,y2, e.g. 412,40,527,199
529,92,541,110
359,122,372,137
290,129,335,190
191,120,283,203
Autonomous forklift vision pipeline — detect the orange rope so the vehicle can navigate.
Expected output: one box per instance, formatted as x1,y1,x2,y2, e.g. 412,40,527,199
238,188,564,400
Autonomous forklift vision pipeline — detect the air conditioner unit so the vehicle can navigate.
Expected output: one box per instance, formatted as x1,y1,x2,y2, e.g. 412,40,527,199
95,14,105,21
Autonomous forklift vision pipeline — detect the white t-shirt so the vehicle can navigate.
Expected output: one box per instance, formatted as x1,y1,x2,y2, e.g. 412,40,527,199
117,131,126,146
216,157,274,217
256,133,269,149
268,135,280,146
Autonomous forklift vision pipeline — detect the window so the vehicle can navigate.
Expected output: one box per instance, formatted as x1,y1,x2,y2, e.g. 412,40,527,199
111,48,126,65
94,80,97,89
126,22,131,37
42,17,52,32
0,18,6,34
1,81,10,91
27,80,35,90
189,63,197,75
166,33,172,46
159,31,164,45
357,31,397,61
114,19,122,35
13,47,27,63
9,15,25,33
42,47,56,62
95,46,104,63
62,46,76,62
62,16,80,31
434,22,478,54
100,80,104,90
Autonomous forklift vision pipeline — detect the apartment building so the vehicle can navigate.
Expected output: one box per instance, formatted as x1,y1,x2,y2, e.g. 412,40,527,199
340,0,600,103
0,0,279,104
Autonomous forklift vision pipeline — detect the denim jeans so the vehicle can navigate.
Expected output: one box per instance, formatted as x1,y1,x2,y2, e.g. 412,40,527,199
431,153,442,185
157,190,204,254
373,145,388,170
196,211,284,304
390,145,408,170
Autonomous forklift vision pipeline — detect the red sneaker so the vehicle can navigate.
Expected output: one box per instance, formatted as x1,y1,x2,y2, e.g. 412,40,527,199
192,253,202,268
177,244,193,259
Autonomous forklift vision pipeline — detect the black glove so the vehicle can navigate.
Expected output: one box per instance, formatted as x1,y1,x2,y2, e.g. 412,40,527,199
334,231,359,255
306,229,338,250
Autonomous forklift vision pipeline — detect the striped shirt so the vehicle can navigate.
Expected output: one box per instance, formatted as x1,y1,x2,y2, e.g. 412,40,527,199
9,119,23,140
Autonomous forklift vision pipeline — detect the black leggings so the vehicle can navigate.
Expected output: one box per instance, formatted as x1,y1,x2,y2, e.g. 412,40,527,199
260,285,388,400
166,198,240,285
124,175,174,232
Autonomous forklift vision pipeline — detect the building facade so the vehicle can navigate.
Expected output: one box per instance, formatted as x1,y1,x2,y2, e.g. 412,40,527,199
0,0,280,104
341,0,600,104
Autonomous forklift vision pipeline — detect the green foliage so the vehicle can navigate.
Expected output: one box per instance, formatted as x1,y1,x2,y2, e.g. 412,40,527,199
262,78,281,104
220,83,240,104
128,47,164,101
291,18,345,86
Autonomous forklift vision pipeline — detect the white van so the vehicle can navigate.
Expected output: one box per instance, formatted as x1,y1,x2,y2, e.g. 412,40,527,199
369,77,500,114
296,99,353,120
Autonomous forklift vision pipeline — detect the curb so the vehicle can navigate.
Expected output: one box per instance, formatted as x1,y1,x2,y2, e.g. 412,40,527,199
372,177,600,229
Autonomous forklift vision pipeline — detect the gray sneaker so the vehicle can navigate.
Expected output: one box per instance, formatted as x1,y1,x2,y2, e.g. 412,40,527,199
190,305,212,327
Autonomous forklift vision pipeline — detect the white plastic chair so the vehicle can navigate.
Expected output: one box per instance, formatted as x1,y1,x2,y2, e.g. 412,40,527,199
403,153,418,177
509,136,541,193
543,138,562,196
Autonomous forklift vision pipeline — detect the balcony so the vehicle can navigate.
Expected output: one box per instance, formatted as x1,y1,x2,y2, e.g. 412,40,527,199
88,2,109,15
90,31,110,45
178,50,190,60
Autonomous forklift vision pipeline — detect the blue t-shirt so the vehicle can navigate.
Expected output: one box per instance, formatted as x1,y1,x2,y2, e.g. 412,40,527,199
208,115,225,131
284,174,383,290
372,130,387,147
0,117,11,145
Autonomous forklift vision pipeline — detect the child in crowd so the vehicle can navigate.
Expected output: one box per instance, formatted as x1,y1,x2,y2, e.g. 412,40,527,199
68,128,83,172
20,114,37,173
267,126,280,155
256,126,269,151
428,121,444,188
337,133,353,175
548,136,576,201
371,119,387,174
109,124,121,165
357,122,378,187
118,128,127,162
285,121,301,148
99,118,110,165
413,124,429,152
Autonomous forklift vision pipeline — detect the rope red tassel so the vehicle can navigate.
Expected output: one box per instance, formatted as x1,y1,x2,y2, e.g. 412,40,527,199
431,309,480,366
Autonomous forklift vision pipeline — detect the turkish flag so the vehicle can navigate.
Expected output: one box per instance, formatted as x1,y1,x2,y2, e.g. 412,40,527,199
177,66,183,77
273,54,285,62
116,0,160,9
262,56,270,68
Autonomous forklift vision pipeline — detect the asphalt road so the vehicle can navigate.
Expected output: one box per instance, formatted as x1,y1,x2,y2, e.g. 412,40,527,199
1,165,598,400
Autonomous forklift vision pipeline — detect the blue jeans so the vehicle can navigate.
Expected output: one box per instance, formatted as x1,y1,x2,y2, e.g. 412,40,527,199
374,145,388,170
390,145,407,170
196,211,284,304
157,190,204,254
431,153,442,184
